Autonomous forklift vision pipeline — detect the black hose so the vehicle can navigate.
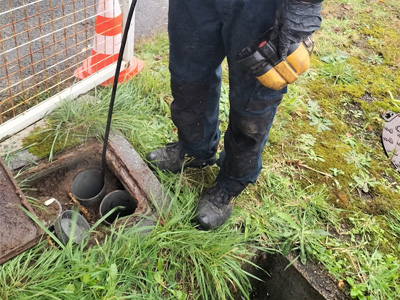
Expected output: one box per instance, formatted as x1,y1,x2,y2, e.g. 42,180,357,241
101,0,139,183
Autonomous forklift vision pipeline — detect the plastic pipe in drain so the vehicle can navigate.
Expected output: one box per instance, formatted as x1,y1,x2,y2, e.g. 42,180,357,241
100,190,137,225
54,210,90,244
71,169,106,209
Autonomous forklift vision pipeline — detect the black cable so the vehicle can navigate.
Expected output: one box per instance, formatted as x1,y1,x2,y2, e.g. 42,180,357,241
101,0,138,183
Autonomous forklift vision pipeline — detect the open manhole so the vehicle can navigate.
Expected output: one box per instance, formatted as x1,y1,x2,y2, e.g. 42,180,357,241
1,133,164,264
235,252,349,300
17,134,165,240
22,145,127,226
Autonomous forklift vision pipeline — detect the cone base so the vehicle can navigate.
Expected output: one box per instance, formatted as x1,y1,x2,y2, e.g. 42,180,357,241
101,57,145,86
74,56,144,86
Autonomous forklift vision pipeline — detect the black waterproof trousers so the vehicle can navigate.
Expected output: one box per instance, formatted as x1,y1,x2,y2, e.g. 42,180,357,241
169,0,286,196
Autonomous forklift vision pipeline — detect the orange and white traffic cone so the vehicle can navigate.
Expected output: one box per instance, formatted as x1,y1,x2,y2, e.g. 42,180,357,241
74,0,144,86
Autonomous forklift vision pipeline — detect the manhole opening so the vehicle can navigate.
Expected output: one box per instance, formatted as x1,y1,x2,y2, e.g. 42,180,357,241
235,252,349,300
3,134,163,264
20,139,138,226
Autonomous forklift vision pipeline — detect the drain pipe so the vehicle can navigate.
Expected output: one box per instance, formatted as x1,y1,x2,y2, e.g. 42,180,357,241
101,0,139,183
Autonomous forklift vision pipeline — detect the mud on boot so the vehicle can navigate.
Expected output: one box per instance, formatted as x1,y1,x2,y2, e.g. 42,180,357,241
146,142,217,173
195,184,235,230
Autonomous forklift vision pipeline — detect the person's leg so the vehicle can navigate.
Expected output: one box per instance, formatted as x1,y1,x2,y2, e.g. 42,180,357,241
146,0,226,172
196,0,286,229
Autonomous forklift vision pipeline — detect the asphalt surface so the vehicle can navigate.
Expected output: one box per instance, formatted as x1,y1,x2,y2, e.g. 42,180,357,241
0,0,168,101
136,0,168,38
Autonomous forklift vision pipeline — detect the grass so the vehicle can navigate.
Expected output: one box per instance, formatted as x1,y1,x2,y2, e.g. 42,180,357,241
0,179,269,300
2,0,400,299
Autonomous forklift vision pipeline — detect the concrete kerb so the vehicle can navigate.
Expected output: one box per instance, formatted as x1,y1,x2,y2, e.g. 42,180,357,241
106,132,170,228
0,120,44,170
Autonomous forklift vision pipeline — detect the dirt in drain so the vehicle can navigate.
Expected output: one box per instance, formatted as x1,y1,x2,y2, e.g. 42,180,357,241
21,143,124,226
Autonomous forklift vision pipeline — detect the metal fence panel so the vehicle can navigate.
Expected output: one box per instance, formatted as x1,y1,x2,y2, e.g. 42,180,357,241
0,0,103,125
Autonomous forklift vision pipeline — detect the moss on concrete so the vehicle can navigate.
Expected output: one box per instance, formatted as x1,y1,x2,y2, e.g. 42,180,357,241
22,123,80,159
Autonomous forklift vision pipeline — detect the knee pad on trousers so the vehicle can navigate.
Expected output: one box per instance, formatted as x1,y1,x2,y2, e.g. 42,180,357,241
170,79,210,145
222,96,282,179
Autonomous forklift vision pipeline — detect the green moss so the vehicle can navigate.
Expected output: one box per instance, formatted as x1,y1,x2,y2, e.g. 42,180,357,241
275,53,400,213
360,99,399,115
308,84,335,103
22,124,81,159
361,25,400,65
311,44,400,103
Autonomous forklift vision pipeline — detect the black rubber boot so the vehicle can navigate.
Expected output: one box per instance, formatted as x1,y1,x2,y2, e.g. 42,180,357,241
195,184,235,230
146,142,217,173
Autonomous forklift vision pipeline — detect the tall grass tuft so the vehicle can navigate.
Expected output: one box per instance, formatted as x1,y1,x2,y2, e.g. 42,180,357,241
0,176,266,300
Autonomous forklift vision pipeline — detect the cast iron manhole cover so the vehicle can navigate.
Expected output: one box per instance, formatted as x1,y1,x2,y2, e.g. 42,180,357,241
382,111,400,172
0,158,41,265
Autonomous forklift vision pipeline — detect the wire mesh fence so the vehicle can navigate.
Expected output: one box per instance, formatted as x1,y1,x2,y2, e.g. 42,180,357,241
0,0,125,125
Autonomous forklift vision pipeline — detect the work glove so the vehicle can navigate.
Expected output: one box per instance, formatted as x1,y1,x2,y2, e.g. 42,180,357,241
271,0,322,59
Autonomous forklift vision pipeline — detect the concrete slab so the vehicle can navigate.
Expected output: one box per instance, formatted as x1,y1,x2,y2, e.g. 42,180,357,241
0,120,46,155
